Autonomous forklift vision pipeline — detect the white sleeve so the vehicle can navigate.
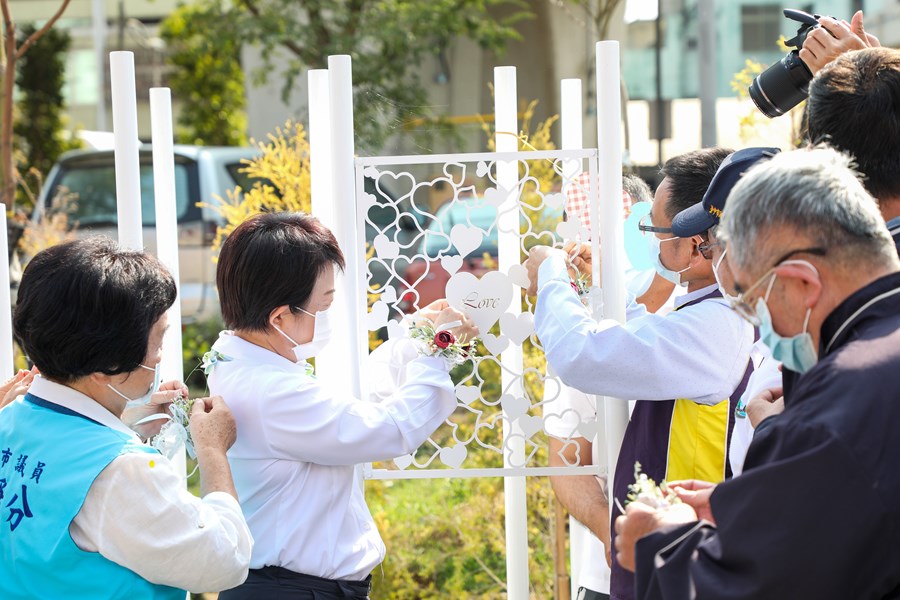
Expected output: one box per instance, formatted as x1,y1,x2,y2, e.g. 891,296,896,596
261,354,456,465
70,452,253,593
535,255,753,404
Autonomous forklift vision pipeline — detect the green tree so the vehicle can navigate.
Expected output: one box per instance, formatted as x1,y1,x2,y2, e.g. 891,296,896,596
159,1,248,147
14,23,80,209
182,0,530,152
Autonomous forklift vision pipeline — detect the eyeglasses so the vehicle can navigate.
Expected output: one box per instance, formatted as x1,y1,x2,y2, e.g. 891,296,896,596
638,214,673,236
727,246,826,325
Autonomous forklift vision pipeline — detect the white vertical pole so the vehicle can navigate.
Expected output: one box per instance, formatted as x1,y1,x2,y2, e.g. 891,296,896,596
110,51,143,250
327,56,363,400
0,211,13,379
595,41,628,505
308,68,343,390
91,0,108,131
149,88,183,383
309,69,334,229
561,77,590,600
494,66,529,600
149,87,187,480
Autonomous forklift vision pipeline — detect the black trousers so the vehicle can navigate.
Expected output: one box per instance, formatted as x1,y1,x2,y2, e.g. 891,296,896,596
220,566,371,600
576,587,610,600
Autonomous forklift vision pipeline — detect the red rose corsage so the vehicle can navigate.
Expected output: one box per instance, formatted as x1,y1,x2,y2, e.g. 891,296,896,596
409,320,478,365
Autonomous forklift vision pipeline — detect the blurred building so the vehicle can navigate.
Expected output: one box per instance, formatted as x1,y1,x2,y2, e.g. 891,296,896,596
18,0,900,167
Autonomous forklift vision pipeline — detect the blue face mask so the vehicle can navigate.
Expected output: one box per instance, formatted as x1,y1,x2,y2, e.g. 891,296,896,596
646,233,690,287
108,363,161,409
755,299,818,374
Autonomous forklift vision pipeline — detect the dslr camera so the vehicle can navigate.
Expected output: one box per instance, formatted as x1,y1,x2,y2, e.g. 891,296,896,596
749,9,825,118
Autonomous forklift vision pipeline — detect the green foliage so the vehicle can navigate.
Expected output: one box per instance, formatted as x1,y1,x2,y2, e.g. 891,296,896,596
160,1,248,146
181,317,224,394
181,0,530,151
13,24,81,210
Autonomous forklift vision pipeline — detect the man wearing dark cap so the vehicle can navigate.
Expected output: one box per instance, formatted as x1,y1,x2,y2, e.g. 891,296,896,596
615,146,900,600
526,147,757,600
671,147,781,476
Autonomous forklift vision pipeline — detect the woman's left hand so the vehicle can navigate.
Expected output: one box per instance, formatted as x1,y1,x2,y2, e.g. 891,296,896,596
434,306,479,342
122,379,190,440
0,367,38,410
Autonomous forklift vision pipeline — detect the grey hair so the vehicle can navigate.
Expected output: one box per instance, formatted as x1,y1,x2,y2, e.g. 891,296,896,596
719,146,896,273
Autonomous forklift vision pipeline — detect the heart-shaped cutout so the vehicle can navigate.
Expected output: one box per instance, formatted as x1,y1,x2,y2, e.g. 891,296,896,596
476,161,489,178
507,264,530,289
386,320,405,340
455,384,481,406
446,271,513,333
440,255,463,276
500,393,531,421
380,286,397,304
373,170,416,202
373,234,400,259
543,192,565,210
499,312,534,345
439,444,467,468
578,420,600,440
519,414,544,439
393,454,413,470
450,224,484,258
481,333,509,356
367,301,389,331
442,162,466,187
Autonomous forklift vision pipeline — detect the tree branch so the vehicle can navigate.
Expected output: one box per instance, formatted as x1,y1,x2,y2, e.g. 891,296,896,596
240,0,307,59
16,0,72,59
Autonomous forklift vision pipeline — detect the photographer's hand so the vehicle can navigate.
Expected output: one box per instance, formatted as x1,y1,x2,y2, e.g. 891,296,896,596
800,12,879,75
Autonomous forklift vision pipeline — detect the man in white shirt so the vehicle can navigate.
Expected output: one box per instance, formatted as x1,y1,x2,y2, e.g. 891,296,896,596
0,237,253,598
525,148,754,600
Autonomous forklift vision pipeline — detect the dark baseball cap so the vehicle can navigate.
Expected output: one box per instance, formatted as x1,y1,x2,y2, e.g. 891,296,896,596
671,147,780,237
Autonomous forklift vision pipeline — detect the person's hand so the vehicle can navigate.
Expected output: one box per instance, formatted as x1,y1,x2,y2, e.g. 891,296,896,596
747,386,784,428
0,367,37,409
121,379,190,439
189,396,238,456
669,479,717,524
433,306,479,343
614,501,697,572
562,241,593,279
414,299,449,328
524,245,566,296
800,12,879,75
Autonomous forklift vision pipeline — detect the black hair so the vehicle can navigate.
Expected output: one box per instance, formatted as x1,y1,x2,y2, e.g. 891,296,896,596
13,237,176,383
659,147,733,220
216,212,345,331
807,47,900,200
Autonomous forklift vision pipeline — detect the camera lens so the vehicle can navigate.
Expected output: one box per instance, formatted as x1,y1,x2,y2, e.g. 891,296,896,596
749,51,813,118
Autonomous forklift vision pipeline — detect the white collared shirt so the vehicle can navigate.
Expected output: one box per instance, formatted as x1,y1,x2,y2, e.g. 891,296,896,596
23,376,253,593
536,255,754,404
207,332,456,581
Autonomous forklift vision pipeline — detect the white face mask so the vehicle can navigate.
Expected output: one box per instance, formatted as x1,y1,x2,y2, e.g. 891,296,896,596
273,307,333,362
108,363,160,409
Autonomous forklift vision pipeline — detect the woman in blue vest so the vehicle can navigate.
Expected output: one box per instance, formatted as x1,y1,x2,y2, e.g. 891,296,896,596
0,237,254,599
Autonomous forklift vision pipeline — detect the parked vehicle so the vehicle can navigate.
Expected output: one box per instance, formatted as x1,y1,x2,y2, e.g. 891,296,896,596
31,145,258,322
398,200,562,311
29,146,415,322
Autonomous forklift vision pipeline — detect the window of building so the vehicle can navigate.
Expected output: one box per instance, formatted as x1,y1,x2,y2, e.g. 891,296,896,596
741,4,782,52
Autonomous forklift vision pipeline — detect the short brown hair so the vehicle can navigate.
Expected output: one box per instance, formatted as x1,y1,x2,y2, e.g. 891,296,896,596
216,212,345,331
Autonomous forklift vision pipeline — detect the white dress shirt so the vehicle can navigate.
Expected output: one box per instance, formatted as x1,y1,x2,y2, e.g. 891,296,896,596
728,341,782,476
26,377,253,593
207,332,456,581
536,255,754,404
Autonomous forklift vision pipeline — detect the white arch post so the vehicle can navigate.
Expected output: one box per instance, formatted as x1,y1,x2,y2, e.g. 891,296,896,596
594,41,629,498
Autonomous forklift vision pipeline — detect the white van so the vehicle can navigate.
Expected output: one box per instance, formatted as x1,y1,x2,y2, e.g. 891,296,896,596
32,145,259,323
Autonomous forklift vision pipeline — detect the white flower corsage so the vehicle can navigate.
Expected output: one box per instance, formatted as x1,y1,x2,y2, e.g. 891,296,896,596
615,462,682,514
409,320,477,365
133,395,197,460
200,349,232,375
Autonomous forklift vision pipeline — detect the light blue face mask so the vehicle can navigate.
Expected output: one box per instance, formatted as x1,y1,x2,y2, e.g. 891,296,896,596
646,233,690,287
755,298,818,374
108,363,161,409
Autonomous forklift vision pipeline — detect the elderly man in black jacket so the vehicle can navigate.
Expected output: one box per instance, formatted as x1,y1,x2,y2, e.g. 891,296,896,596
614,146,900,600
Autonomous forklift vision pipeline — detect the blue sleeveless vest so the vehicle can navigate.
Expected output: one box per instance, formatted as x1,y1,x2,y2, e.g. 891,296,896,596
0,393,185,599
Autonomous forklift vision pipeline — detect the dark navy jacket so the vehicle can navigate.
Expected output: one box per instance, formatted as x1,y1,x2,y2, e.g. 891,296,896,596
632,271,900,600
